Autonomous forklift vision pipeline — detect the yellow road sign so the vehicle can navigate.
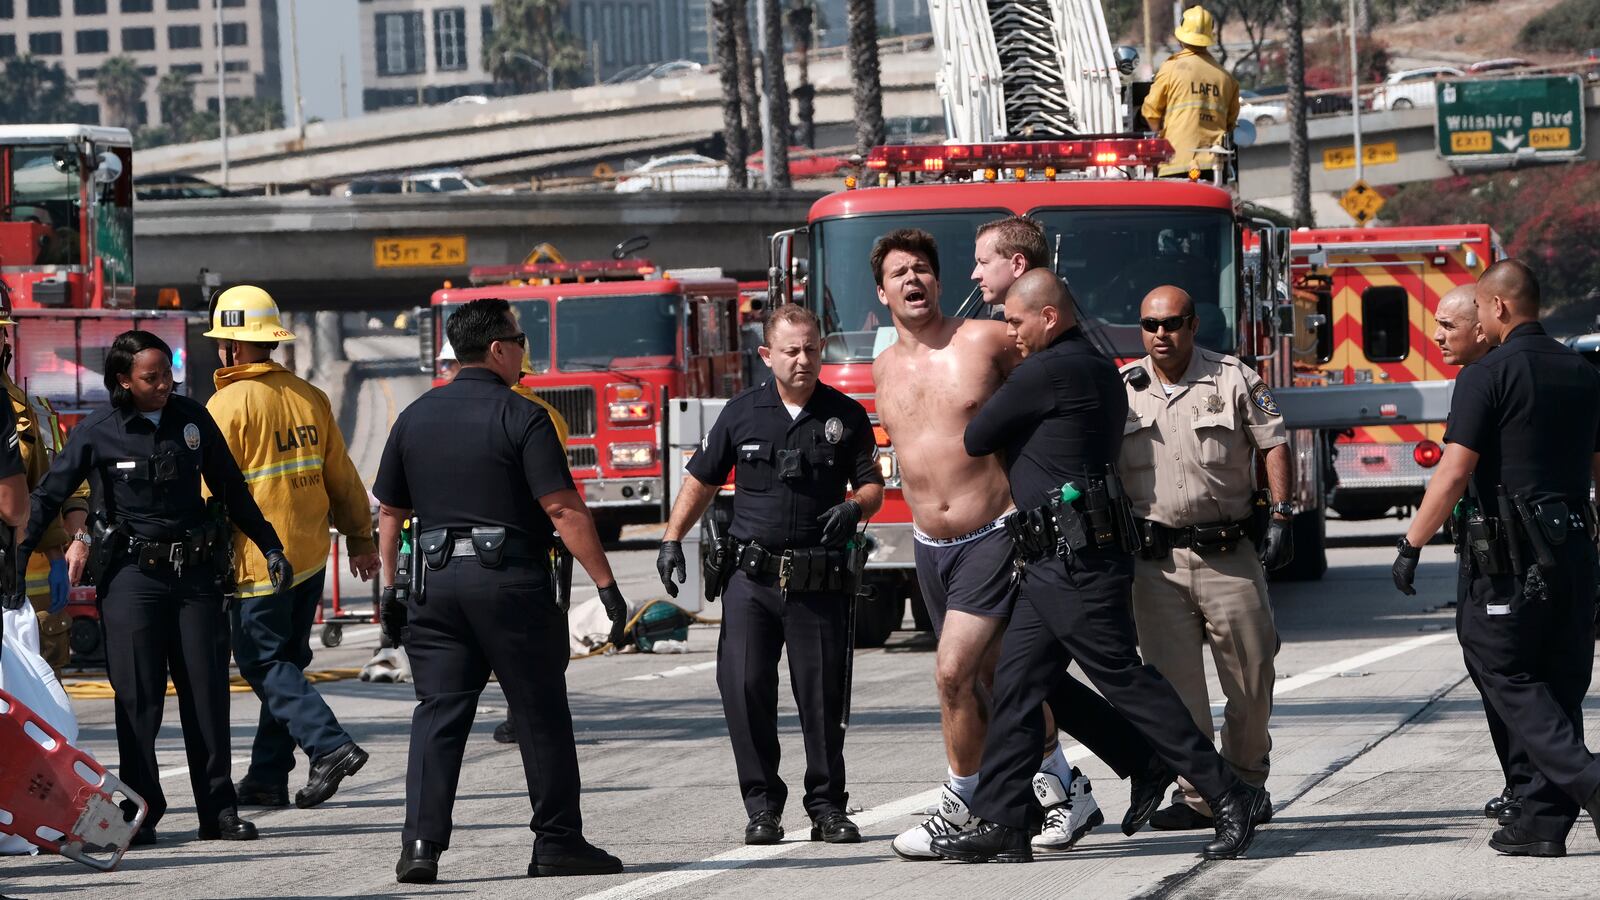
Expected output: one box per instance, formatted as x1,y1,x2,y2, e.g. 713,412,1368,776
1449,130,1493,154
1322,141,1399,171
373,235,468,269
1339,179,1385,225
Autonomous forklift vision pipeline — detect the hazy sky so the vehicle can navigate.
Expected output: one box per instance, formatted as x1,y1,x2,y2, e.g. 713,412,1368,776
277,0,363,122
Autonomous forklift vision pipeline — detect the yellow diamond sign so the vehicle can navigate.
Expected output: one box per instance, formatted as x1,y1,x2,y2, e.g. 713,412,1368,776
1339,180,1385,225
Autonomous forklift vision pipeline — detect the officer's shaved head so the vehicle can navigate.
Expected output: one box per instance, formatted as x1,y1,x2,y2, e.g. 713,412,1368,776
1002,269,1077,355
1435,284,1487,367
1475,259,1541,345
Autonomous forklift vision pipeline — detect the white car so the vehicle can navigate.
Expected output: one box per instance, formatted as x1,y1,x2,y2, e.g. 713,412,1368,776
1369,66,1465,111
614,154,730,192
1239,89,1287,127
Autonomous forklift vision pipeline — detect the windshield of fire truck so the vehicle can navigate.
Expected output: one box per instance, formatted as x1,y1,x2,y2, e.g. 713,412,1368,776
5,145,83,266
811,208,1236,360
555,294,680,370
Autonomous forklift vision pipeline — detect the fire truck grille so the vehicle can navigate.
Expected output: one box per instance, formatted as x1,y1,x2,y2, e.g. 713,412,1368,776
566,445,599,470
538,386,596,437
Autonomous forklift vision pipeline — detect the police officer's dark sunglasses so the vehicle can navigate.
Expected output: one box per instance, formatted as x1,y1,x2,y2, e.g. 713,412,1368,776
494,332,528,348
1139,314,1193,334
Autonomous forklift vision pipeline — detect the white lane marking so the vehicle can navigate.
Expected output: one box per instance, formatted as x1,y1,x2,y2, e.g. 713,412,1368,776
622,661,718,682
573,629,1459,900
159,765,189,780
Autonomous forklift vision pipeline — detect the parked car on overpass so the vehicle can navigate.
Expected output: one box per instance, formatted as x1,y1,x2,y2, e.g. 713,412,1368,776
1369,66,1466,111
1239,89,1287,127
614,153,730,192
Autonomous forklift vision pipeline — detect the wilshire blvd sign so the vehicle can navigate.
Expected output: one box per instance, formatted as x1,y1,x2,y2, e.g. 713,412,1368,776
1435,74,1586,163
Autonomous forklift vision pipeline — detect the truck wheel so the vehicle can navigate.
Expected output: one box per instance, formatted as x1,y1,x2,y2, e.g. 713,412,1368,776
1271,512,1328,582
69,617,101,658
854,575,905,648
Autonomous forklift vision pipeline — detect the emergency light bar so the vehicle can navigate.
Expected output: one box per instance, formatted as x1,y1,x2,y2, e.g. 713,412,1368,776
469,258,657,286
865,138,1173,178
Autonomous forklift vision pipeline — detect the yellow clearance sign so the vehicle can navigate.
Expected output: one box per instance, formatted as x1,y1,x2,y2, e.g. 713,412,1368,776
1323,141,1399,171
373,235,468,269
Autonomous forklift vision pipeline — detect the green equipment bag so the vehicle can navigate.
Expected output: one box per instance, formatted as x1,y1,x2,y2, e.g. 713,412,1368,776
632,600,690,652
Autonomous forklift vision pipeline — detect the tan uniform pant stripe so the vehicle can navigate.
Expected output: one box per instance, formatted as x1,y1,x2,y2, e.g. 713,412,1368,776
1132,538,1278,813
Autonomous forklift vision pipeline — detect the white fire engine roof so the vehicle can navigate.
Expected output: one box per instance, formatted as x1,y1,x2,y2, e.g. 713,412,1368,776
0,125,133,147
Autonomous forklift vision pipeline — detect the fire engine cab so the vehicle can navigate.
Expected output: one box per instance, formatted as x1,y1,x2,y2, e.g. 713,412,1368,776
427,257,747,541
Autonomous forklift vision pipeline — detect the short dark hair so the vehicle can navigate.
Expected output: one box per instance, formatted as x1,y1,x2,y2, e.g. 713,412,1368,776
1481,258,1541,312
763,303,822,345
447,298,513,363
976,216,1049,270
870,228,940,286
104,330,173,409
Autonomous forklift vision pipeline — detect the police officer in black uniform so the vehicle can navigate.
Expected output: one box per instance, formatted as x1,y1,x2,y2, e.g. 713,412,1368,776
1393,260,1600,857
374,298,629,884
656,303,884,846
931,270,1265,864
18,330,291,846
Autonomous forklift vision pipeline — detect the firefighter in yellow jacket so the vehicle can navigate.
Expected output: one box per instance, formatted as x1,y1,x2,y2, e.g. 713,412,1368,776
0,307,89,675
205,286,376,810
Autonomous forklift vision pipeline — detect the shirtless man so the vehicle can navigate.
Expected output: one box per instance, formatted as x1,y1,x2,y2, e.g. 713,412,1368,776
876,228,1157,859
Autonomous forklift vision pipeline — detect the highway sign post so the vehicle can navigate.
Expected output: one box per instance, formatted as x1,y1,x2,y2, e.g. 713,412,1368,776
1435,74,1586,163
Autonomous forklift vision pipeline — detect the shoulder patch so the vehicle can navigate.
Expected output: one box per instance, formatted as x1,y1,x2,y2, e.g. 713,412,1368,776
1250,382,1281,417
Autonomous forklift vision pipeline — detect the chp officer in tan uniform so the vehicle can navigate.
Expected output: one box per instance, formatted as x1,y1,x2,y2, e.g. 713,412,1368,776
1118,285,1293,830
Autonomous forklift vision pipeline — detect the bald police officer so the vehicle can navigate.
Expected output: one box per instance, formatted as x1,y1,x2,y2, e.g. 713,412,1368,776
1120,285,1291,831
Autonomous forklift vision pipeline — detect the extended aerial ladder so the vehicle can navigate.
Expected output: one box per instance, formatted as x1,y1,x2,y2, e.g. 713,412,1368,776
928,0,1122,141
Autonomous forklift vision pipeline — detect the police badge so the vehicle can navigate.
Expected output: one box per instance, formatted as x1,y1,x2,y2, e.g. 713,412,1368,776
824,417,843,444
1204,394,1224,414
184,422,202,450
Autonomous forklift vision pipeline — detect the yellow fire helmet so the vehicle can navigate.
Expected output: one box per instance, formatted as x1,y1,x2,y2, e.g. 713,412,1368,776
204,284,297,343
1174,5,1216,48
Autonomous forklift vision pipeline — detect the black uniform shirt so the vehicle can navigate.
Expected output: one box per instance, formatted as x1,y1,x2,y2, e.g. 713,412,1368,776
373,367,571,545
22,394,282,554
1444,322,1600,508
687,379,882,550
0,399,22,480
965,326,1127,509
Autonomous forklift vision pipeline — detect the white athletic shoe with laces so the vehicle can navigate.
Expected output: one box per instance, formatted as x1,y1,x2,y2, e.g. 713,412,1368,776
892,784,973,860
1031,767,1103,850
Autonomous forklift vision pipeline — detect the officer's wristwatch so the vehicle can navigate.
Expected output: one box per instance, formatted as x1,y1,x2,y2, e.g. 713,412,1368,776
1269,501,1295,519
71,532,92,547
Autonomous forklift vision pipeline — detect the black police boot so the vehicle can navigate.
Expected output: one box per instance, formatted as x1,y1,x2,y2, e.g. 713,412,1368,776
745,810,784,845
1484,785,1515,820
1123,754,1177,836
1202,784,1268,860
236,779,290,808
396,840,443,884
295,741,369,809
198,808,258,841
529,840,625,877
810,810,861,844
494,718,518,744
1489,822,1565,858
1584,784,1600,844
931,820,1033,863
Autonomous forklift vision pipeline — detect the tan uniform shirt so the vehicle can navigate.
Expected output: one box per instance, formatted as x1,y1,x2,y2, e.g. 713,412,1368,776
1119,348,1286,528
1141,48,1240,176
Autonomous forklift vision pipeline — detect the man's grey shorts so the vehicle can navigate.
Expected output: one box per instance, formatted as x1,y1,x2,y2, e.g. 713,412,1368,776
913,516,1019,636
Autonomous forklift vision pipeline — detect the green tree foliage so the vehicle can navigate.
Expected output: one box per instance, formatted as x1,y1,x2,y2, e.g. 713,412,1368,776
157,70,196,136
483,0,587,90
136,97,284,148
0,57,86,124
1382,163,1600,306
1518,0,1600,54
96,55,148,128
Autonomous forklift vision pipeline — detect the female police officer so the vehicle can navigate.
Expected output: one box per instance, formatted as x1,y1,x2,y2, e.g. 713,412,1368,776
19,330,292,846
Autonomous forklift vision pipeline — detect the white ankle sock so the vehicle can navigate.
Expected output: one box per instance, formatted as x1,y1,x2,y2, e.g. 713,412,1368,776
947,768,980,804
1038,743,1073,782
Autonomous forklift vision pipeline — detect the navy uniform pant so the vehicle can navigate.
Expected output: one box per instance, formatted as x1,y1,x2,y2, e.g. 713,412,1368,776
1459,539,1600,841
717,570,850,820
401,556,584,853
230,568,352,787
99,562,238,828
972,553,1236,830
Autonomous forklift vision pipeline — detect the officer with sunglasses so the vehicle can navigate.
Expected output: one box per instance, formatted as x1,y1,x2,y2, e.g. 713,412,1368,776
374,298,629,884
1117,284,1290,832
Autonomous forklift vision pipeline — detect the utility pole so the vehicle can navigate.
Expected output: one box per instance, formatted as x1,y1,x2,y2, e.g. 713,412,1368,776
338,55,348,119
288,0,306,139
216,0,229,188
1348,0,1364,188
1142,0,1154,74
754,0,774,188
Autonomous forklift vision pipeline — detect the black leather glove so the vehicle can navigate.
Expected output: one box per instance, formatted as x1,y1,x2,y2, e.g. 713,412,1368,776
1259,518,1294,571
380,585,408,648
657,540,686,598
265,550,293,592
0,589,22,612
598,584,628,647
817,499,863,548
1392,537,1421,596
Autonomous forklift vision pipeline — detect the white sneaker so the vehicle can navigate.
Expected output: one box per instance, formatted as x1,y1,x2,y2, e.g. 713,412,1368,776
892,784,973,860
1031,768,1103,851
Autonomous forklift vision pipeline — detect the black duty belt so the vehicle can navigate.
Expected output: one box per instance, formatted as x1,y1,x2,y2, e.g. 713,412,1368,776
1149,519,1252,550
734,540,852,593
127,534,212,575
446,536,544,560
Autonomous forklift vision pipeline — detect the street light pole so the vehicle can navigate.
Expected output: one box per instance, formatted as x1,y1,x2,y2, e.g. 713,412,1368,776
1348,0,1364,188
215,0,229,189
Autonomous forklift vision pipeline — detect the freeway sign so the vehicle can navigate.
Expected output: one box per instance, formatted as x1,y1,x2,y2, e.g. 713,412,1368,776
1339,179,1385,225
1435,74,1586,162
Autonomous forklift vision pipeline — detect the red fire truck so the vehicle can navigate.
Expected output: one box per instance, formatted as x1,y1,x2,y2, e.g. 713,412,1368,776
428,259,747,541
767,138,1322,645
1284,225,1501,519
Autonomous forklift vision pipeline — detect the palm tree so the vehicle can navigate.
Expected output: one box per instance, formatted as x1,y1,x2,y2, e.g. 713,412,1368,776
156,70,195,136
96,55,147,128
483,0,586,91
846,0,884,158
1285,0,1312,227
712,0,748,188
759,0,792,187
734,0,760,143
787,0,816,148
